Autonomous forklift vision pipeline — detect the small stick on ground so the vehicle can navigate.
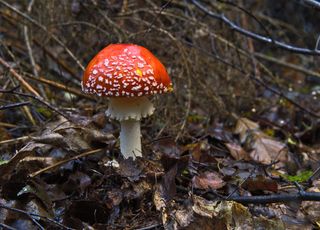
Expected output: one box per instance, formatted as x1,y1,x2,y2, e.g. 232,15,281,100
29,148,104,177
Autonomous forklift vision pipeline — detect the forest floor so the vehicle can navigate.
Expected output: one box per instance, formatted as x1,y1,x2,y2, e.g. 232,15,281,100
0,1,320,229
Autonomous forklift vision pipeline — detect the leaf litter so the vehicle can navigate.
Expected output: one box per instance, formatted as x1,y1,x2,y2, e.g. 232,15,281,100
1,1,320,228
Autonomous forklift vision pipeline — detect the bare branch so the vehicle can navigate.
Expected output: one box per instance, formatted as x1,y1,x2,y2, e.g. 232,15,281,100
0,0,85,70
303,0,320,9
0,204,74,230
191,0,320,56
226,191,320,204
0,87,71,121
0,101,30,110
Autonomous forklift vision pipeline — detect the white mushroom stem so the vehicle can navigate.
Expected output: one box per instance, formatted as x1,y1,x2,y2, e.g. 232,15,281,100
120,119,142,158
105,96,155,159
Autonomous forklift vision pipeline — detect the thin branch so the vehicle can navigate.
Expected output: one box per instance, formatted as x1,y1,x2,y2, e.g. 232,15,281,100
225,191,320,204
0,223,17,230
0,87,71,121
0,57,40,97
0,204,74,230
254,52,320,79
302,0,320,9
29,148,104,177
143,0,173,37
23,73,94,101
183,40,320,118
0,101,31,110
191,0,320,56
0,0,85,70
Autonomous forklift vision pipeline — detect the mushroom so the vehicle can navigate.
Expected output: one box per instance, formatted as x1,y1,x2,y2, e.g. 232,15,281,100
82,44,172,159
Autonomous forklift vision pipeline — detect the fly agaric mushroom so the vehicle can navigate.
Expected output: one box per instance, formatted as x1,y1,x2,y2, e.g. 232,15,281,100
82,44,172,159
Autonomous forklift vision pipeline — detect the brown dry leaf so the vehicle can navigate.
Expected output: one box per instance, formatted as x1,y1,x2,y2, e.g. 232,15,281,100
234,117,260,143
233,117,288,165
301,200,320,223
192,171,225,190
225,142,250,161
192,195,285,229
192,195,253,228
242,176,278,193
248,131,288,165
174,207,194,228
0,141,47,180
32,116,113,152
153,184,167,212
116,158,142,182
190,142,217,164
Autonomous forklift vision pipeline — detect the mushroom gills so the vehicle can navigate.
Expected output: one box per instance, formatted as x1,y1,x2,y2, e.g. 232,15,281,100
106,96,155,121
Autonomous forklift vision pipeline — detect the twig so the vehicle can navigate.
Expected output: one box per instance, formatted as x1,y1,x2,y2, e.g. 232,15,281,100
23,0,37,78
0,57,40,97
0,204,74,230
136,223,162,230
0,205,44,230
191,0,320,56
0,136,29,145
23,0,47,98
226,191,320,204
183,40,320,118
0,87,71,121
143,0,173,37
254,52,320,79
23,73,94,101
32,39,79,84
29,148,104,177
303,0,320,9
0,122,17,128
0,101,30,110
0,223,17,230
0,0,85,70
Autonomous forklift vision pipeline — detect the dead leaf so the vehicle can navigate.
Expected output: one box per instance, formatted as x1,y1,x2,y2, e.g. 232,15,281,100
116,158,142,182
0,141,47,180
192,195,254,228
242,176,278,193
234,117,260,143
247,131,288,165
192,171,225,190
225,142,250,161
189,142,217,163
174,207,194,228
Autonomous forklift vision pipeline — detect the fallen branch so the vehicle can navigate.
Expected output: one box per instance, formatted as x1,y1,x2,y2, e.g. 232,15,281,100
226,191,320,204
178,185,320,204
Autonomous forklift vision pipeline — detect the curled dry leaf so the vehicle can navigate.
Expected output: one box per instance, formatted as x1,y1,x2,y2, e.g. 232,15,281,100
192,171,226,190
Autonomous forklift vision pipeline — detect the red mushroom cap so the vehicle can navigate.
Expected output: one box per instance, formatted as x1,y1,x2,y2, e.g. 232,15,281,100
82,44,173,97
